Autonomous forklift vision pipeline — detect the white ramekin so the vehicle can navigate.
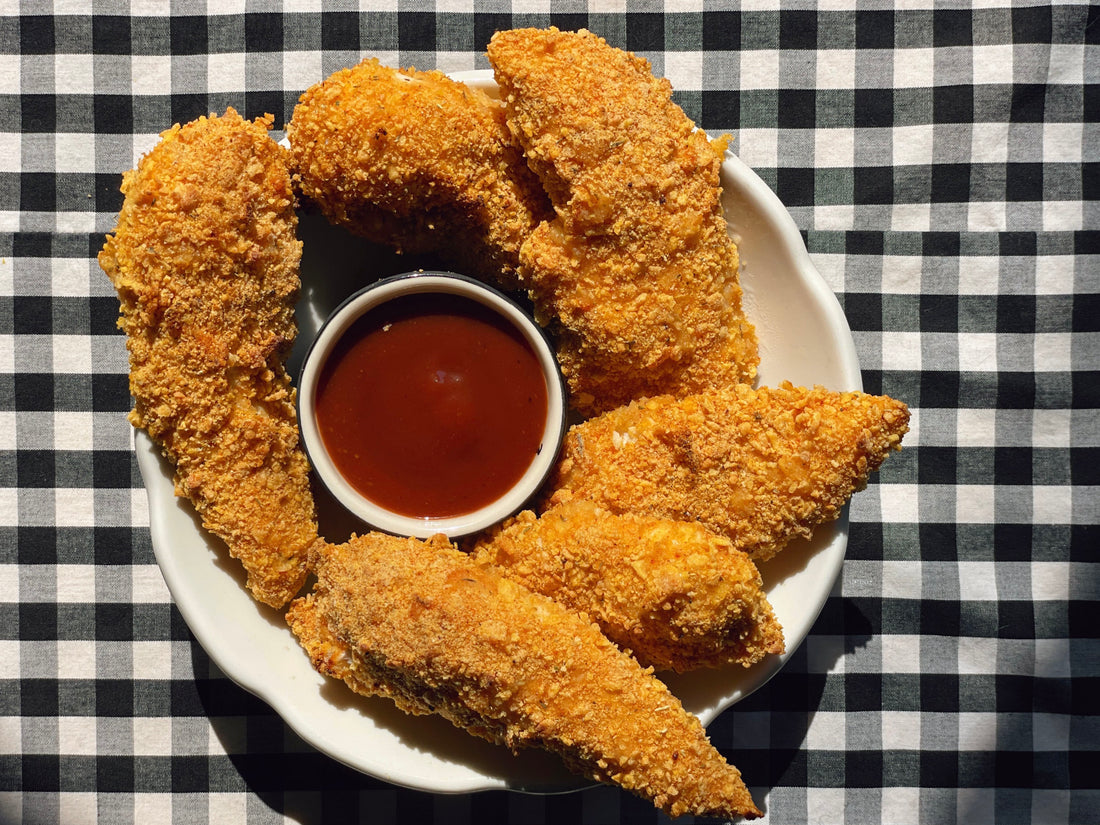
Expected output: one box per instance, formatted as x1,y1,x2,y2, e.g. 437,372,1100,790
297,271,568,539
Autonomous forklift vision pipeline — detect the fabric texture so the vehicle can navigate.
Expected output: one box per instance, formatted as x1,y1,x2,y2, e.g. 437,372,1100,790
1,2,1096,823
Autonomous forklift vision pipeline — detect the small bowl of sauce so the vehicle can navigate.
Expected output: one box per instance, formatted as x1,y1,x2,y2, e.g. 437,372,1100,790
298,272,568,538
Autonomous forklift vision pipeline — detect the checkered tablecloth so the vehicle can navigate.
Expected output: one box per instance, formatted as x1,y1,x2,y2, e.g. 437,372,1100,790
2,2,1096,823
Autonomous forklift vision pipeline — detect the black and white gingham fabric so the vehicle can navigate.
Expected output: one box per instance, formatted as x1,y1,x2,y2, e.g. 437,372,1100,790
2,2,1096,823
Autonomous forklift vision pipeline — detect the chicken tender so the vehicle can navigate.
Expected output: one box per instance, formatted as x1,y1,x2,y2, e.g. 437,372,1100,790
488,28,758,414
547,383,910,563
287,58,551,289
287,533,761,821
99,109,318,608
471,500,784,673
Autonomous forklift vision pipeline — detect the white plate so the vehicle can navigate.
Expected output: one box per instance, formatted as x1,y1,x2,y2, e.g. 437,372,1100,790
137,70,861,795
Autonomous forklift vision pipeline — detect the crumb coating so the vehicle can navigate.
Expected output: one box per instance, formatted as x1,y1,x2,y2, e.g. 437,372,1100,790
287,58,551,290
287,534,761,820
547,382,910,562
472,500,784,672
488,28,758,414
99,109,318,607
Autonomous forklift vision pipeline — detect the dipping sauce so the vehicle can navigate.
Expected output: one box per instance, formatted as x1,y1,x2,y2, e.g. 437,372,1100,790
315,293,549,519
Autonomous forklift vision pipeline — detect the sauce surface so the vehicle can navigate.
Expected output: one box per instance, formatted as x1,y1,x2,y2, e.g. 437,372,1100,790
316,292,549,519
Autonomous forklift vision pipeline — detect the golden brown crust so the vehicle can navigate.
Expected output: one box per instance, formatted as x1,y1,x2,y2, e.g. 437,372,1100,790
286,58,551,290
471,500,784,672
99,109,318,607
546,382,910,562
287,534,761,820
488,28,758,414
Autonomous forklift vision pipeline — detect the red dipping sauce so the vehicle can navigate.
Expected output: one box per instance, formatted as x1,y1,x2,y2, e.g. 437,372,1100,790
315,293,549,519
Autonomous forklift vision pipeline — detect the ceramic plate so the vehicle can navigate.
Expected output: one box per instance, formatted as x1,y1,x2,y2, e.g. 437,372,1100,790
137,69,861,795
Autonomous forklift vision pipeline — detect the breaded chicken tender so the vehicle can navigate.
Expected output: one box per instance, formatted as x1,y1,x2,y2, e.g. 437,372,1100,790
287,534,761,821
99,110,318,607
471,500,784,673
547,383,910,563
287,58,551,289
488,28,758,414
